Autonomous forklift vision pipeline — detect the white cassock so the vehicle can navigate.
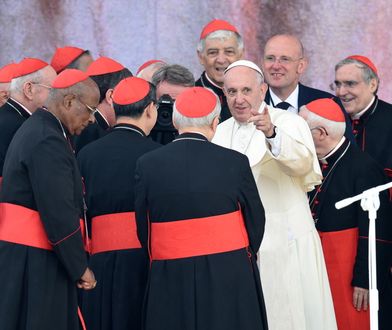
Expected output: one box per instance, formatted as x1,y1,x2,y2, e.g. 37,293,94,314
213,102,337,330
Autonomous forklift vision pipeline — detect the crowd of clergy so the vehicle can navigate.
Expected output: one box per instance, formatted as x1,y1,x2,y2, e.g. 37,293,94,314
0,18,391,330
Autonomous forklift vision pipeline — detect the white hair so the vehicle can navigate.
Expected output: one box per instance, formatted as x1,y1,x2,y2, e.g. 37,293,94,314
300,106,346,139
9,68,45,94
197,30,244,53
172,91,221,129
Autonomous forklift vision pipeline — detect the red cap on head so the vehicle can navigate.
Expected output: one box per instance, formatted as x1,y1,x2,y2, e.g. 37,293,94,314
86,56,125,76
51,46,85,73
52,69,89,89
14,58,48,78
112,77,150,105
0,63,18,83
175,87,217,118
306,98,345,122
200,19,238,40
136,59,165,75
346,55,378,75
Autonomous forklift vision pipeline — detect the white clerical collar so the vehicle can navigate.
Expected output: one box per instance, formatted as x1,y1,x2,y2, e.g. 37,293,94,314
11,98,32,115
269,85,299,112
319,136,346,163
96,108,109,126
351,96,375,120
205,73,224,90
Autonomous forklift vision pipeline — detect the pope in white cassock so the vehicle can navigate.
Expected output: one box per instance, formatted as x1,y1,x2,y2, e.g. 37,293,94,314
212,60,337,330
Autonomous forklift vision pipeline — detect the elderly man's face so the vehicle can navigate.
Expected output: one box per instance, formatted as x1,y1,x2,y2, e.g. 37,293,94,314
224,66,267,123
334,63,377,116
262,35,305,95
198,35,242,87
68,88,100,135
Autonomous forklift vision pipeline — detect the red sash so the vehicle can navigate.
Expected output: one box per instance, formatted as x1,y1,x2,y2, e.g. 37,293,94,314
0,202,87,251
150,210,249,260
319,228,369,330
90,212,141,254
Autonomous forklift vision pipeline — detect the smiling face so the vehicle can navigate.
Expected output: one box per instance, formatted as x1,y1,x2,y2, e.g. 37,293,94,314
334,63,377,116
198,35,243,87
224,66,267,123
262,35,306,99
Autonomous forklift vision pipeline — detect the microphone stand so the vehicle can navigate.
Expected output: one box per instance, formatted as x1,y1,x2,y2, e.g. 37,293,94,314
335,181,392,330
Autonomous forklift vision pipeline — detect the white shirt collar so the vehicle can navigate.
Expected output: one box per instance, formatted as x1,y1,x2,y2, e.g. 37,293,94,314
351,96,375,120
319,137,346,163
205,73,223,90
11,98,32,115
269,85,299,113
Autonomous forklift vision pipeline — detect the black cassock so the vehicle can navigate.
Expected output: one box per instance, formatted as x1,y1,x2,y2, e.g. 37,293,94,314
195,72,231,122
77,123,161,330
0,109,88,330
0,98,31,179
135,132,268,330
351,96,392,177
309,138,392,330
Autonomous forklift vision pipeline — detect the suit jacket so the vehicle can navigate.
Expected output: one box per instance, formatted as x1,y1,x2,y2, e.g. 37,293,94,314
265,83,354,141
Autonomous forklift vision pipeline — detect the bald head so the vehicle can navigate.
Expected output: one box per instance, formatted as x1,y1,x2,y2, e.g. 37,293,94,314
262,34,307,100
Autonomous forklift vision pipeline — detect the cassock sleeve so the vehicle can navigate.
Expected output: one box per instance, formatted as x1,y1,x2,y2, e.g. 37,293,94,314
27,136,87,282
135,158,149,251
238,156,266,254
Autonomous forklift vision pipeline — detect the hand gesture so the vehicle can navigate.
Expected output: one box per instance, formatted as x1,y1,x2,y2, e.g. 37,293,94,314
248,106,275,137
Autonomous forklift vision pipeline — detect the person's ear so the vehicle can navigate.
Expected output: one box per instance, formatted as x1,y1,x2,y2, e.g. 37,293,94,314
105,89,113,106
23,81,34,100
63,94,76,110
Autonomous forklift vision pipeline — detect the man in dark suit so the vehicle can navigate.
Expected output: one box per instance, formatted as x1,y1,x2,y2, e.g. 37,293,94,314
262,34,352,139
135,86,268,330
0,58,57,184
77,77,161,330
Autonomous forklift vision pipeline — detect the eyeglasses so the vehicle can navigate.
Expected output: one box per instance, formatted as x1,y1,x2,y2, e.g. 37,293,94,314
31,82,52,89
329,80,360,92
310,126,328,136
264,55,303,65
76,97,99,116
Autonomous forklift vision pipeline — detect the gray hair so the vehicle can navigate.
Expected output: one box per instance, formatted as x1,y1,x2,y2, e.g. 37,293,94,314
172,90,221,129
335,58,379,91
197,30,244,53
299,106,346,139
136,61,166,78
9,68,45,94
151,64,194,88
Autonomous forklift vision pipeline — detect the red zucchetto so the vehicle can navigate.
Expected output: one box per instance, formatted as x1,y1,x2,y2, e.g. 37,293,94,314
305,98,345,122
51,46,85,73
51,69,89,89
200,19,239,40
136,59,165,75
346,55,378,75
112,77,150,105
86,57,125,76
175,87,217,118
13,58,48,78
0,63,18,83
